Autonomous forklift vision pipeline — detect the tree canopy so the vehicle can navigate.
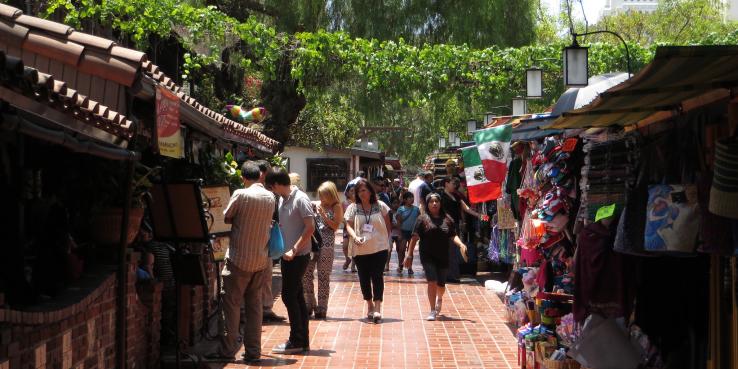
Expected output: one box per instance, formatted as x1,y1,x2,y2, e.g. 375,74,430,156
36,0,738,165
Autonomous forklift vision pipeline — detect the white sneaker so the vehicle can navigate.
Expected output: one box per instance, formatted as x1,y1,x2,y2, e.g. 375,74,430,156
426,310,438,321
435,298,443,315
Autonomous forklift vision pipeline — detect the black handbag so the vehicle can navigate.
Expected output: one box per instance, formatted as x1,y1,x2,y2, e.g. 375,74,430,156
311,216,323,253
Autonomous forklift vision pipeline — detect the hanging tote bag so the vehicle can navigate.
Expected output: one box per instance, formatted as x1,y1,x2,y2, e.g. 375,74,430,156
268,221,285,259
643,184,700,253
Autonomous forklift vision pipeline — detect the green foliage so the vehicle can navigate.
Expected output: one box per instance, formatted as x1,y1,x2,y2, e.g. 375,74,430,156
39,0,737,165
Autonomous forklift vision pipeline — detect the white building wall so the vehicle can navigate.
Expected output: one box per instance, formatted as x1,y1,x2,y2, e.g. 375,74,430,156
282,146,353,199
603,0,659,16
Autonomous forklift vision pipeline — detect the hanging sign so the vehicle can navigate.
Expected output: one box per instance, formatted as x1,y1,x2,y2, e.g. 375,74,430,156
156,86,183,158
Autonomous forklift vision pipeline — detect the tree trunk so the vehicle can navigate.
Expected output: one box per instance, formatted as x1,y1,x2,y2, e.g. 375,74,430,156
260,46,306,150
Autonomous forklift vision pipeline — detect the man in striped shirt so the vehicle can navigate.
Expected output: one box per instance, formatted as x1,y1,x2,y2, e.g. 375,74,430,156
207,161,275,363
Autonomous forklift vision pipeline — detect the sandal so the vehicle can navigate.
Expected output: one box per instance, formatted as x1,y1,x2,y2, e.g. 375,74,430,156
342,258,351,270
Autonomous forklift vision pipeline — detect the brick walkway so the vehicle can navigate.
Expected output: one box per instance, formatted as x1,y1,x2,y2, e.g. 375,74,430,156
207,241,518,369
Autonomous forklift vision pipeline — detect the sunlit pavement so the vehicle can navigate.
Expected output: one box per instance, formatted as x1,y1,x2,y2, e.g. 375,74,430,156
206,237,518,369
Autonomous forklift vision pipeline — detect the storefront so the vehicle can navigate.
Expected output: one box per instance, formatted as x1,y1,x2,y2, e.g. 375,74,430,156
0,4,279,369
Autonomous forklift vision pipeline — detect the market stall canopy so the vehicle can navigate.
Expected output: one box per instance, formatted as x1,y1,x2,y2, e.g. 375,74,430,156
550,46,738,129
513,114,563,141
0,3,279,152
484,114,534,128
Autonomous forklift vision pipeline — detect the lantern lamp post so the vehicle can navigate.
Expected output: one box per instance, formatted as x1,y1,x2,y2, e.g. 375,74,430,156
512,97,527,116
563,30,632,87
526,67,543,98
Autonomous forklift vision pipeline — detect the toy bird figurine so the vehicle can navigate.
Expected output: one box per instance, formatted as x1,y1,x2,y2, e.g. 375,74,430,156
224,105,267,123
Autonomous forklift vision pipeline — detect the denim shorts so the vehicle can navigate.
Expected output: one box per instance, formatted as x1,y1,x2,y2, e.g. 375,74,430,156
421,258,449,287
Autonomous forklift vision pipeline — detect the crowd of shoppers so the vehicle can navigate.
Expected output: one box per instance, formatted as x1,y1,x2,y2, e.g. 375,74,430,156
205,162,478,362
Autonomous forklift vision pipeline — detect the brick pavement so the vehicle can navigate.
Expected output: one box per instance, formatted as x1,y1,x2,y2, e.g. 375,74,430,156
207,241,518,369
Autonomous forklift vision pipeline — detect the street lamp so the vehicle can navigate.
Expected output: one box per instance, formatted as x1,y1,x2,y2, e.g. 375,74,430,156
563,31,632,87
512,97,527,116
448,132,457,145
438,137,446,149
466,119,478,136
454,136,461,146
526,67,543,98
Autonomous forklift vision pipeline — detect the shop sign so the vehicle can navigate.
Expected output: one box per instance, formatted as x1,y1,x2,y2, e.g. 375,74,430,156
156,86,183,158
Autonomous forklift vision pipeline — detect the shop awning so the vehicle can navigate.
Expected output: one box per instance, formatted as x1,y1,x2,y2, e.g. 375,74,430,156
550,46,738,129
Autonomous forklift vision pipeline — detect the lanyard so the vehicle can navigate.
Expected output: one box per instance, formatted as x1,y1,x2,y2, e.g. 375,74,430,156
361,204,373,225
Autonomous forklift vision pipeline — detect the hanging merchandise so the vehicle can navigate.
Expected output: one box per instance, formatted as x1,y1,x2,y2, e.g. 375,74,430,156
643,184,700,253
709,136,738,219
489,223,517,264
497,194,517,229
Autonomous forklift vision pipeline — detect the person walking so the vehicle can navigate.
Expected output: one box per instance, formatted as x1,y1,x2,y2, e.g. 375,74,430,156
267,168,315,354
302,181,343,319
342,185,357,272
405,193,468,321
439,177,481,282
344,179,392,323
205,162,275,363
394,191,419,275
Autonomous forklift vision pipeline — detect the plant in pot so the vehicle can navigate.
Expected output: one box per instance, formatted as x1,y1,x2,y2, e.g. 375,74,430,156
89,162,161,246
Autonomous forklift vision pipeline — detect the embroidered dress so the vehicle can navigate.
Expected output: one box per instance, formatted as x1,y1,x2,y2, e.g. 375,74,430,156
303,208,336,315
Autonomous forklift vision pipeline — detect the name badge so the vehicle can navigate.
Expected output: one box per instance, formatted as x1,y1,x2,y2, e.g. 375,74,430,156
362,223,375,233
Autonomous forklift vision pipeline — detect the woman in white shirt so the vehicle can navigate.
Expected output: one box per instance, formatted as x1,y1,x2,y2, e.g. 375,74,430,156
344,179,392,323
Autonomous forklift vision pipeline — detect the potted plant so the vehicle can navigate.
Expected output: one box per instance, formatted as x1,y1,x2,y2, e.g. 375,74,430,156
89,162,160,245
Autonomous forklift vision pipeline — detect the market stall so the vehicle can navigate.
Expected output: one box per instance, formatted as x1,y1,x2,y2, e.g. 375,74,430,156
476,46,738,369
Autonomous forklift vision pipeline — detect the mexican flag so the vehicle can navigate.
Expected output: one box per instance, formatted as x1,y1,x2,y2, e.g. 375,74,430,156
461,146,502,204
474,125,512,183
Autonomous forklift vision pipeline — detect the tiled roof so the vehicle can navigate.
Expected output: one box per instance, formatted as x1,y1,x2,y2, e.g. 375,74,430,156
0,50,134,140
142,61,279,151
0,3,279,152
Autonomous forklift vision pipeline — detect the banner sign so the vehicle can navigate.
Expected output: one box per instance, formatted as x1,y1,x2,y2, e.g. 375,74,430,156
156,86,183,158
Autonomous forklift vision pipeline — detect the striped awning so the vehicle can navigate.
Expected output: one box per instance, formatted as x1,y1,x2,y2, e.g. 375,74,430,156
550,46,738,129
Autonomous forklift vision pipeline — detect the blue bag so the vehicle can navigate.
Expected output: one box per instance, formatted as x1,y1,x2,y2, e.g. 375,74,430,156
268,222,285,259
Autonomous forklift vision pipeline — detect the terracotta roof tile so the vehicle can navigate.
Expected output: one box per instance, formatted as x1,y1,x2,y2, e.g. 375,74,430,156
23,31,83,67
0,8,145,88
0,18,29,48
67,32,114,51
109,45,146,63
14,15,72,36
1,49,134,140
78,50,139,86
0,4,22,19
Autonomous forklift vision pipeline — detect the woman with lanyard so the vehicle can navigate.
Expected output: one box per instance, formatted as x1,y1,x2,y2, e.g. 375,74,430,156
344,179,392,323
405,192,468,321
440,176,482,282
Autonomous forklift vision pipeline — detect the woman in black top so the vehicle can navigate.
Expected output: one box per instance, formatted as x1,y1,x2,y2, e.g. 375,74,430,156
405,193,468,321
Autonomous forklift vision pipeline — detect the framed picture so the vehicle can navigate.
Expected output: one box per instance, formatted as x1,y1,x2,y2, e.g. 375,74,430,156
211,235,229,262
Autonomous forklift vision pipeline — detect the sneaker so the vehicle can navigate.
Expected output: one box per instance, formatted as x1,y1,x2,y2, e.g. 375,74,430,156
372,311,382,324
435,298,443,315
426,310,438,321
396,267,403,274
407,269,414,275
272,341,308,354
342,259,351,270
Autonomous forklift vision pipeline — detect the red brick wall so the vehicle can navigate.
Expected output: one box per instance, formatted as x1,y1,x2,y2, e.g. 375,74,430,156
180,255,219,346
0,259,162,369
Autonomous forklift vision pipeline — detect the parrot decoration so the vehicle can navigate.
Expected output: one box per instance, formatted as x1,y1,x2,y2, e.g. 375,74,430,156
224,105,267,123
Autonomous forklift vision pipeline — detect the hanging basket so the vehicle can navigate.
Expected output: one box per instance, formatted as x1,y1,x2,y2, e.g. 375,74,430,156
90,207,144,245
